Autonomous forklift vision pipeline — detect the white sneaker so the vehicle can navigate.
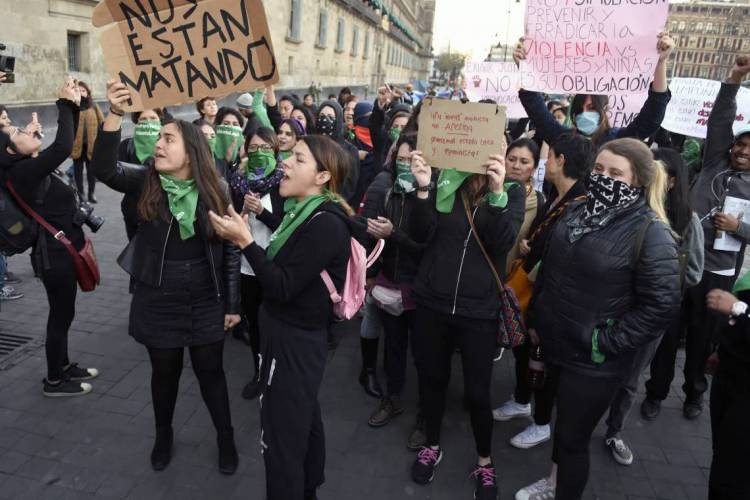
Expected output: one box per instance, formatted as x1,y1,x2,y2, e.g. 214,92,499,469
605,437,634,465
515,477,555,500
492,398,531,421
510,423,551,449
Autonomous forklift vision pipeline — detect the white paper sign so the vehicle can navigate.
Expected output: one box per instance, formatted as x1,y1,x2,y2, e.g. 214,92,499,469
714,195,750,252
463,61,527,119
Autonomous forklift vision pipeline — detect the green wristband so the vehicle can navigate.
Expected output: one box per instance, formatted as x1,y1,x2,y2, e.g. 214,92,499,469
591,328,606,364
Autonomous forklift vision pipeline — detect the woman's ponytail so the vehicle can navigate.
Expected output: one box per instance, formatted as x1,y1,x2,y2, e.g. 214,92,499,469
645,160,669,224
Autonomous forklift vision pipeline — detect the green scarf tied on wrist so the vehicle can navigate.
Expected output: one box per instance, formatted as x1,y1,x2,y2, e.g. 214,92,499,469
266,191,337,259
393,161,416,194
245,150,277,178
279,149,293,161
133,120,161,163
214,124,244,163
436,169,473,213
159,174,199,240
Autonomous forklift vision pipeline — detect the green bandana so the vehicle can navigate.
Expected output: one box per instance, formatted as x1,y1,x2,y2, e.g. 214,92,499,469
389,126,402,143
681,139,702,170
436,169,473,213
245,150,277,178
733,270,750,294
266,192,336,259
347,128,355,142
214,124,243,163
133,120,161,163
393,161,416,194
159,174,199,240
206,136,217,157
279,149,293,161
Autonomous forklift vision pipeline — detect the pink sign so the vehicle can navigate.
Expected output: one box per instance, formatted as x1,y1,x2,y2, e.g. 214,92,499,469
463,61,527,119
521,0,668,95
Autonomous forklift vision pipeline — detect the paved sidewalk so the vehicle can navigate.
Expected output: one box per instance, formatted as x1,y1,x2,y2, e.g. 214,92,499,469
0,185,711,500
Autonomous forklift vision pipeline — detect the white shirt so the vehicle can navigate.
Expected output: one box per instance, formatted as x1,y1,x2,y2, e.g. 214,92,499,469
240,193,274,276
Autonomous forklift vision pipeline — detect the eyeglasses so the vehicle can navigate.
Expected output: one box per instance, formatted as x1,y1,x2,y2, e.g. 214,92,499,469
247,144,273,153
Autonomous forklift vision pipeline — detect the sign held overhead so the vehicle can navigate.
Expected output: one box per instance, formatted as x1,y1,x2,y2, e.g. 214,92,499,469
92,0,279,111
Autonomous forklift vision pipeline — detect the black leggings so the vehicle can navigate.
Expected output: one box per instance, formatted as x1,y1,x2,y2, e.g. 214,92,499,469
240,274,263,377
512,341,557,426
41,250,78,381
73,145,97,195
412,306,496,457
147,340,232,432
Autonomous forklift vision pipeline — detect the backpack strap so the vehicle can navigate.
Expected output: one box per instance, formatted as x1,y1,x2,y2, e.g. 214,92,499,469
461,191,503,292
633,215,657,268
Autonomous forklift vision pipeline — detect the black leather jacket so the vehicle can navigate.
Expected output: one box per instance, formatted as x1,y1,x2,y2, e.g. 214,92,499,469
92,128,241,314
531,199,680,378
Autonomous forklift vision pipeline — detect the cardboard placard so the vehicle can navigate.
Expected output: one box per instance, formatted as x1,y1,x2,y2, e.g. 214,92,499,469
417,98,507,174
661,78,750,139
521,0,667,94
92,0,279,111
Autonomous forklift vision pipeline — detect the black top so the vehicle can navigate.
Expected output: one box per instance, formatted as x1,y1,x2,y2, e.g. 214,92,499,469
243,202,351,330
165,220,205,261
718,289,750,381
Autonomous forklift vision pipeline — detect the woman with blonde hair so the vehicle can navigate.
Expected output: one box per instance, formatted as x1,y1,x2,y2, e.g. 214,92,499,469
516,138,681,500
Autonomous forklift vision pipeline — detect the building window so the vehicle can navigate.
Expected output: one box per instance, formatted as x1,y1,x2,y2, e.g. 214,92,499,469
678,21,685,30
67,32,81,72
363,31,370,59
317,9,328,48
351,26,359,56
288,0,302,41
696,22,703,31
288,56,294,74
336,17,345,52
706,22,713,32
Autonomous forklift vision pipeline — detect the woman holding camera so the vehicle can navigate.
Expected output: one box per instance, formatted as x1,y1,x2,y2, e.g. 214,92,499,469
0,77,99,397
92,80,241,474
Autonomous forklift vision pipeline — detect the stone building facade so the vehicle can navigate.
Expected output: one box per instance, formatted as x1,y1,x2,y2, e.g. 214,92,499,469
667,0,750,81
1,0,435,109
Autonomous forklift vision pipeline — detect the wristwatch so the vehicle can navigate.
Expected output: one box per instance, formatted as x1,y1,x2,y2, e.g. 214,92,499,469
416,182,435,192
730,301,748,318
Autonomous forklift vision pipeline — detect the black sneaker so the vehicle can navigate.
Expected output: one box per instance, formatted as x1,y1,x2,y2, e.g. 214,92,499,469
471,463,498,500
683,400,703,420
368,397,404,427
407,412,427,451
63,363,99,381
411,447,442,485
640,398,661,420
43,379,92,398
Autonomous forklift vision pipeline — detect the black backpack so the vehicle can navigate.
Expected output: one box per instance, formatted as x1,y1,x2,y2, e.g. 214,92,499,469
0,171,43,256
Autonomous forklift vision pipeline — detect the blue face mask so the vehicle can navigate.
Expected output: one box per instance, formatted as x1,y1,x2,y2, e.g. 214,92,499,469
575,111,601,136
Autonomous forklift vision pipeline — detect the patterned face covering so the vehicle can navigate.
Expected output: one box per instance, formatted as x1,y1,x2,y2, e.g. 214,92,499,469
583,173,642,219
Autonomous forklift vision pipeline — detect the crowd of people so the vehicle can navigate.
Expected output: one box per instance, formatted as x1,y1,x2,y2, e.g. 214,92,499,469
0,33,749,500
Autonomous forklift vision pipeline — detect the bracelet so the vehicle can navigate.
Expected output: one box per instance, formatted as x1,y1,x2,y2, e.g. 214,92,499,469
416,182,435,192
109,108,124,117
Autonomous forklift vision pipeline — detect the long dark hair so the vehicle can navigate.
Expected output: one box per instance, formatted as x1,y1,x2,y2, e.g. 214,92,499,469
77,80,94,108
245,126,279,156
138,119,229,237
299,135,354,215
571,94,610,145
292,104,316,134
654,148,691,234
506,138,540,168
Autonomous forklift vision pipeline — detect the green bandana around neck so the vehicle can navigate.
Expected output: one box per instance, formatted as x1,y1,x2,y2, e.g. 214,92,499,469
733,270,750,294
133,120,161,163
246,150,277,178
266,192,337,259
436,169,473,213
389,126,402,143
214,124,244,163
393,161,416,194
158,174,199,240
279,149,293,161
206,136,217,157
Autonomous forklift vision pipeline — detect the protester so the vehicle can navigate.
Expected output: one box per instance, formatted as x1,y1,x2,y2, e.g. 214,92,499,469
343,95,358,138
93,80,241,474
236,89,273,139
227,127,285,401
646,56,750,421
214,107,245,180
209,135,354,500
494,132,593,455
291,104,315,135
196,119,217,154
303,93,318,115
70,80,104,203
402,83,416,106
338,86,353,108
315,99,360,205
370,87,412,174
349,101,375,206
0,77,100,397
276,118,305,161
517,138,680,500
278,94,297,120
512,33,675,147
406,145,525,499
194,96,218,125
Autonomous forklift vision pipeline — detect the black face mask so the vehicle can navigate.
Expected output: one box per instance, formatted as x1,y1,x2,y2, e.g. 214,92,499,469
317,115,336,137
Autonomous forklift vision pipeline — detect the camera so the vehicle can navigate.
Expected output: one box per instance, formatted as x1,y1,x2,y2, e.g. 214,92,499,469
73,201,105,233
0,44,15,84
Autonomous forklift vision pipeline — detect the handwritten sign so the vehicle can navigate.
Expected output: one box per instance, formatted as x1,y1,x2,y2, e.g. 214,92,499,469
92,0,279,111
417,98,507,174
661,78,750,139
521,0,667,94
607,92,648,128
463,61,526,119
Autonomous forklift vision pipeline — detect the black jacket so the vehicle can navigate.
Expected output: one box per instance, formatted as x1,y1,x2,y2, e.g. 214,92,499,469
531,200,680,378
116,137,146,240
409,183,526,320
360,171,427,284
718,288,750,383
91,128,241,314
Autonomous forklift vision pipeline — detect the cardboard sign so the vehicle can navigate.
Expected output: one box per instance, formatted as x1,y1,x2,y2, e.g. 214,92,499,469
417,98,507,174
521,0,667,94
92,0,279,111
463,61,526,119
661,78,750,139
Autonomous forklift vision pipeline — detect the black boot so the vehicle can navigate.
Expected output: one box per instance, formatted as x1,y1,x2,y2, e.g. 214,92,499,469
217,428,238,475
88,190,97,204
359,338,383,399
150,426,173,471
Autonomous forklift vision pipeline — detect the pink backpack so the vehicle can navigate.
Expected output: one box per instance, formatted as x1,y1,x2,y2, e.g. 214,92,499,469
321,237,385,320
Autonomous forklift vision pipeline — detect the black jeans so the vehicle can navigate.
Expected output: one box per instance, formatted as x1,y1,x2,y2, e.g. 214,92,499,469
645,304,687,401
73,145,96,195
709,358,750,500
240,274,263,377
146,340,232,432
379,309,417,397
40,249,77,381
412,306,496,457
512,342,557,426
550,364,621,500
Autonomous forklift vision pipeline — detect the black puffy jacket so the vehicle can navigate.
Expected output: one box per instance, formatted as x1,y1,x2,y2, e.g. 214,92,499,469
531,199,680,378
410,183,526,320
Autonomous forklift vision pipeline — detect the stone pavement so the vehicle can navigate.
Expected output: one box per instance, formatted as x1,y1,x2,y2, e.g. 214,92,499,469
0,183,712,500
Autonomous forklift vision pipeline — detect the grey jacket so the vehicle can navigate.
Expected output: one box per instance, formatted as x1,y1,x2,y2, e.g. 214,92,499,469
682,212,705,288
689,83,750,273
